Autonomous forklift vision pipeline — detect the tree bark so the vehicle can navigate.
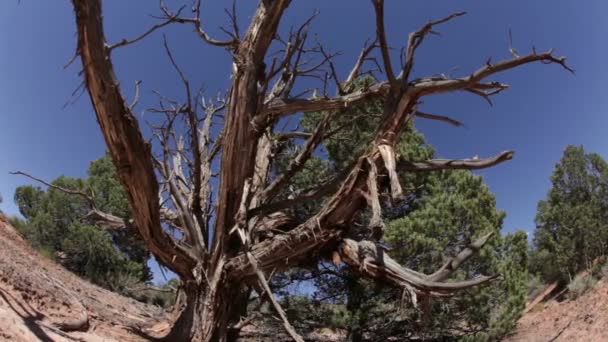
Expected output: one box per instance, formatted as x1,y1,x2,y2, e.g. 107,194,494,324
164,281,248,342
69,0,571,340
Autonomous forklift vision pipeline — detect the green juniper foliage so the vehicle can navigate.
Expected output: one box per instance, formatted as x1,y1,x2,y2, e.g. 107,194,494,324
13,153,151,292
530,145,608,283
275,77,527,341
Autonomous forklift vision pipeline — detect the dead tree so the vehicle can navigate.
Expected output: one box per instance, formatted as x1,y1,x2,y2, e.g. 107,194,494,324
68,1,571,340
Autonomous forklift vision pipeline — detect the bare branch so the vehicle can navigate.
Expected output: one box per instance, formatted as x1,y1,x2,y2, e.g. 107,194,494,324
260,111,332,202
429,232,494,282
377,144,404,201
158,0,237,47
250,174,344,216
371,0,397,87
363,158,384,240
247,252,304,342
414,49,573,95
508,28,519,58
266,11,318,82
129,80,142,110
414,110,463,127
398,150,514,172
10,171,96,208
162,35,192,106
211,0,291,263
400,11,466,83
338,239,498,296
315,42,343,94
72,0,197,278
107,7,184,50
84,209,128,230
221,0,241,41
343,38,378,93
263,82,390,121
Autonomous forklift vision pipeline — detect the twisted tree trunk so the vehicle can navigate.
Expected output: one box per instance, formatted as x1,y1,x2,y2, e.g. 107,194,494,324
68,0,571,340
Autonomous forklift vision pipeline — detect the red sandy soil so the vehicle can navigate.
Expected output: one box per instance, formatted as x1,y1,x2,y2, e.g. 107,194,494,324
507,279,608,341
0,213,170,341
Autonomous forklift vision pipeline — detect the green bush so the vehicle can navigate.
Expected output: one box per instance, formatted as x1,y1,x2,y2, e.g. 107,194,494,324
11,153,151,293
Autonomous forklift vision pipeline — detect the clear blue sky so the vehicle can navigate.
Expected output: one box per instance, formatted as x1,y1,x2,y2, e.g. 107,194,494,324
0,2,606,253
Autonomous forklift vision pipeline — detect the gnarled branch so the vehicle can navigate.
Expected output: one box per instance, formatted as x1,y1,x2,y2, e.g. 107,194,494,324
414,49,573,96
400,11,466,83
398,151,514,172
338,239,498,296
72,0,197,278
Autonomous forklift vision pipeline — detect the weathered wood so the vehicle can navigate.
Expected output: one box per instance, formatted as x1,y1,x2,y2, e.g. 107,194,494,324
71,0,196,279
69,0,570,340
524,281,558,314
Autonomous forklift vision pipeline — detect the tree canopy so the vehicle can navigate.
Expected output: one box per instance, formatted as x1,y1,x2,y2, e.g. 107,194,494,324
275,93,528,340
13,154,151,291
531,145,608,283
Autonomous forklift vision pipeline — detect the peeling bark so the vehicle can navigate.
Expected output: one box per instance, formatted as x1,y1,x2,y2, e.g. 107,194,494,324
68,0,570,340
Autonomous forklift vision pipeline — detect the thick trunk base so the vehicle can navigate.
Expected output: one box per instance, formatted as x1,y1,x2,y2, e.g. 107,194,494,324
163,284,247,342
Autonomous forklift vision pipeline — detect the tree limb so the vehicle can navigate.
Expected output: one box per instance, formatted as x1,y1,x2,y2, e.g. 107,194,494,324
371,0,397,88
10,171,96,208
413,49,573,96
159,0,237,47
400,11,466,83
107,7,184,51
260,111,332,202
429,232,494,282
398,151,514,172
338,239,498,296
247,252,304,342
414,110,463,127
263,82,390,120
343,38,379,93
72,0,197,279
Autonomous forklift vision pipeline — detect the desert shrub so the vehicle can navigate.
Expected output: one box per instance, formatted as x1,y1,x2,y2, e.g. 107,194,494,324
567,273,598,299
527,274,546,301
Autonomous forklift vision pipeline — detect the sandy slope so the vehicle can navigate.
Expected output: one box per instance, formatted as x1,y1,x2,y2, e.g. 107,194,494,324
0,214,170,341
507,279,608,341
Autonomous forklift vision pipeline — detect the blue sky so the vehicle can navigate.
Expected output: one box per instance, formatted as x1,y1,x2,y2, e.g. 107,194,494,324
1,1,606,280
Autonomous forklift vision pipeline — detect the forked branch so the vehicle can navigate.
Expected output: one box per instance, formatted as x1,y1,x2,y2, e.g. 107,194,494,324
338,239,498,296
429,232,495,282
400,11,466,83
414,49,573,96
